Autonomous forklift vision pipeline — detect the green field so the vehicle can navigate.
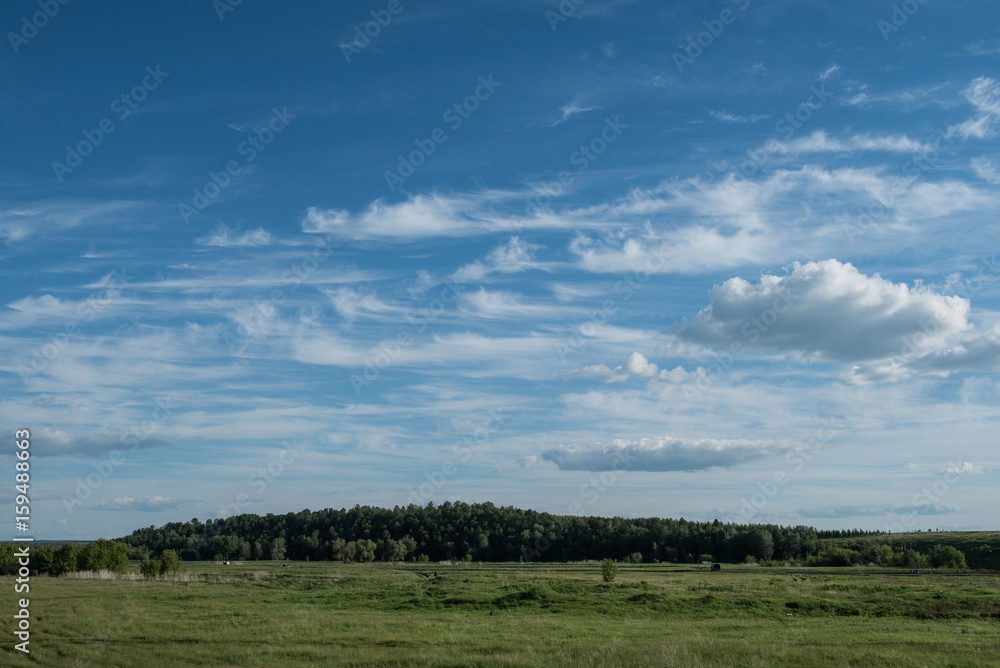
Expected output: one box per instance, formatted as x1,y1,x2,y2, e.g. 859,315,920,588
4,562,1000,667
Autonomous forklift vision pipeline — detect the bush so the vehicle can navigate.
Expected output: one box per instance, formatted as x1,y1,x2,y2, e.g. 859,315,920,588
158,549,183,574
601,558,618,583
697,554,714,563
139,559,161,577
628,552,643,564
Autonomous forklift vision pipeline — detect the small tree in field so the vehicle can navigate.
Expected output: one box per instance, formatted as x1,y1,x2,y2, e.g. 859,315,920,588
158,549,182,575
139,559,161,577
601,558,618,583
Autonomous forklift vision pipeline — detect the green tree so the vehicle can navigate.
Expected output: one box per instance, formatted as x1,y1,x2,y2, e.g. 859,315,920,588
79,539,128,573
747,528,775,561
270,537,287,560
159,549,182,574
356,539,377,563
928,545,966,569
30,545,54,575
52,542,80,576
601,558,618,582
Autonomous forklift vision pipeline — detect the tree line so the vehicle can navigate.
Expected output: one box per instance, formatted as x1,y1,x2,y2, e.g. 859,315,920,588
115,502,895,565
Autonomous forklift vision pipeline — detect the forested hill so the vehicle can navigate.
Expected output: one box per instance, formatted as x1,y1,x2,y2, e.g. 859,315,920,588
118,502,878,564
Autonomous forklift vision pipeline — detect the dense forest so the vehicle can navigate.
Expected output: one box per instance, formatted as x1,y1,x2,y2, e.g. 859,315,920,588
115,502,910,566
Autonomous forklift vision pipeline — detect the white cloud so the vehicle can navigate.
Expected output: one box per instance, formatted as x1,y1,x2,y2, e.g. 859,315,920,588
197,225,272,247
451,237,543,282
949,77,1000,140
551,102,598,126
93,496,200,512
708,109,768,124
778,130,932,155
518,455,538,469
937,461,982,476
542,436,796,472
460,288,569,320
302,192,544,240
571,352,659,383
971,157,1000,184
818,63,840,81
0,200,135,244
324,287,402,323
674,259,970,364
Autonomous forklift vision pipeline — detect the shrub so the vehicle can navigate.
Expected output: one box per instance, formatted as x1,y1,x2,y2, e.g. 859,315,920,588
601,558,618,583
159,549,183,575
628,552,643,564
139,559,161,577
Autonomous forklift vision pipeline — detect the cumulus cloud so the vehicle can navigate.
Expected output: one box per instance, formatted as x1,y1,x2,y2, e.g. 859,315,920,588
571,352,660,383
673,260,971,366
93,496,199,512
542,436,796,472
518,455,538,469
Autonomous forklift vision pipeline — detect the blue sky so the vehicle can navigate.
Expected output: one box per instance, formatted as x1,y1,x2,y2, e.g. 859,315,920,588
2,0,999,539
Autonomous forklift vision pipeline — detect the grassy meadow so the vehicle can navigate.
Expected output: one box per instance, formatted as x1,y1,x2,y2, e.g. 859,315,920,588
4,561,1000,667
